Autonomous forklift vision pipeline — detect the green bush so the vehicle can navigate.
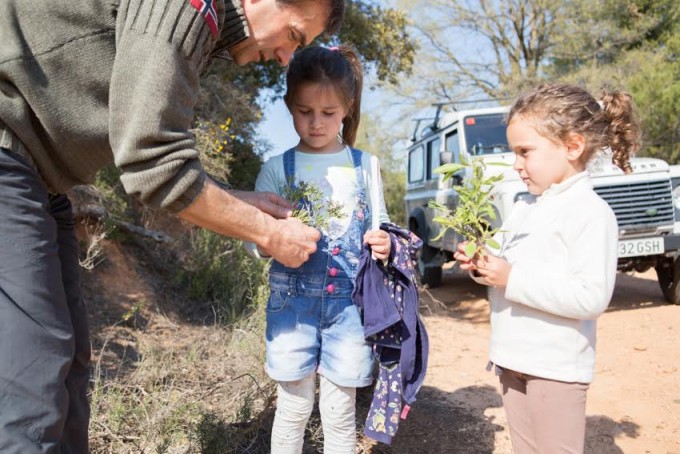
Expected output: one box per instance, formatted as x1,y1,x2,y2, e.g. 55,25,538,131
175,230,270,325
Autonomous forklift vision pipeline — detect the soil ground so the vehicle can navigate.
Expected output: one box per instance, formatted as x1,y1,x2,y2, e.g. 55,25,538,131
367,265,680,454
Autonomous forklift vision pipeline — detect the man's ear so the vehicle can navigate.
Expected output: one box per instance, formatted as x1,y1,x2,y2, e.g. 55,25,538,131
565,133,586,162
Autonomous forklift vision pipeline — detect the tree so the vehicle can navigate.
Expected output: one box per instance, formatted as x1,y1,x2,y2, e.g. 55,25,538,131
548,0,680,162
389,0,560,105
383,0,680,161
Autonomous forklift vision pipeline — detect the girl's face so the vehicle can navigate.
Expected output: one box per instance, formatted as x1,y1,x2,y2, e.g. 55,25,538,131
290,82,348,153
507,115,585,195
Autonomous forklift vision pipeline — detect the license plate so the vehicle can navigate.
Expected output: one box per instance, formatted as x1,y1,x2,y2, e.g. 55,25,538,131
618,237,664,258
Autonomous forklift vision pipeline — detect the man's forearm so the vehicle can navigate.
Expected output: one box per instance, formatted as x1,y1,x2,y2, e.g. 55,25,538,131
178,179,320,268
178,179,275,250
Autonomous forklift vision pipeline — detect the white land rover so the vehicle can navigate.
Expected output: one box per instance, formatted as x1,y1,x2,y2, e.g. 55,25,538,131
404,104,680,304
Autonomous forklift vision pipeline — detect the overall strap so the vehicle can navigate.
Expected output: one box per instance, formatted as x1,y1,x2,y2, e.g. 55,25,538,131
350,147,366,189
350,148,368,204
282,148,297,183
350,147,363,169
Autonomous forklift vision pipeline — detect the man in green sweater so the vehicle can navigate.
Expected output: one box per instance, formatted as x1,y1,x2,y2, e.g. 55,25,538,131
0,0,342,451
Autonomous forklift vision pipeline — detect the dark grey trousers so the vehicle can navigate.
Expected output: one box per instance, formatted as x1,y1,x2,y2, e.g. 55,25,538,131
0,148,90,453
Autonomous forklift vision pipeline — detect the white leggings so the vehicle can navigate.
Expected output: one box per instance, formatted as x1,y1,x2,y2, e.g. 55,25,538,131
271,374,357,454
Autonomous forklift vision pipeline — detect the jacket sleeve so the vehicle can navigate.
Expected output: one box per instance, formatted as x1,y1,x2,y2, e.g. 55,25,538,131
109,0,222,212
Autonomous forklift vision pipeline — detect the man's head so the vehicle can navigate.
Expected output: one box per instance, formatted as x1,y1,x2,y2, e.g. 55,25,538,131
229,0,344,66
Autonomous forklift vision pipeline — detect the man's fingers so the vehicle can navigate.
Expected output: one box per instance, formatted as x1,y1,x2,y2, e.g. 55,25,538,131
267,218,319,267
265,192,293,209
260,196,293,219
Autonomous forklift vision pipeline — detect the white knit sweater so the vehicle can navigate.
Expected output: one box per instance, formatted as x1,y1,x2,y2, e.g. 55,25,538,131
488,171,618,383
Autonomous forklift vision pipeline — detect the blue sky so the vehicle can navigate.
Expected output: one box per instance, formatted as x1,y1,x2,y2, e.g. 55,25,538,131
255,97,299,158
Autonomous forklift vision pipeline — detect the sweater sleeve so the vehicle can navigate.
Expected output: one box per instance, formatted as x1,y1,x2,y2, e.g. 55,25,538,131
504,203,618,320
109,0,222,212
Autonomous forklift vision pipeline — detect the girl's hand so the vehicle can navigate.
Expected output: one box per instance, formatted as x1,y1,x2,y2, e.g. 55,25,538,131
475,254,511,287
364,229,391,262
453,242,476,271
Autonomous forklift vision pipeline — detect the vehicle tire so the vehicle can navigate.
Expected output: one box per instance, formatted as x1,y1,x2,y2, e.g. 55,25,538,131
655,257,680,305
417,241,443,288
411,217,443,288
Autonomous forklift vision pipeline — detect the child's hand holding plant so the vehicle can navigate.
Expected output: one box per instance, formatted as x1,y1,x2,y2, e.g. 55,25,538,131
454,243,511,287
429,158,510,286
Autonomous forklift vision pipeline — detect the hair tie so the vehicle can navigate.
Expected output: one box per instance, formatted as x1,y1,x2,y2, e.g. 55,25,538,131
328,46,339,51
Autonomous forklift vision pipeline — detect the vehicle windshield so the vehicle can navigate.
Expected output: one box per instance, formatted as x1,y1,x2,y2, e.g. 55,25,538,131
464,113,510,155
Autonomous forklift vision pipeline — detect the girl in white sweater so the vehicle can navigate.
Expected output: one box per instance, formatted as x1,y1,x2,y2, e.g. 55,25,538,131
455,83,641,453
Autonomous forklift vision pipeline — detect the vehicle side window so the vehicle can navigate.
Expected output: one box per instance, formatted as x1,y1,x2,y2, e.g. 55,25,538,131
445,130,461,163
408,145,425,183
427,138,441,180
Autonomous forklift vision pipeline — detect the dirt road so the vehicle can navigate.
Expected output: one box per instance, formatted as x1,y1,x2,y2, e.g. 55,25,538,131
367,267,680,453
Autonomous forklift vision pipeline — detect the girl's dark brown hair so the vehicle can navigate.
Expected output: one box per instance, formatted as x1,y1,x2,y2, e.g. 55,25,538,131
508,83,642,173
283,45,363,146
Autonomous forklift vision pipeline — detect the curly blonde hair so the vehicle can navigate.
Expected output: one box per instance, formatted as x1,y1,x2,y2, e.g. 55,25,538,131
508,83,642,173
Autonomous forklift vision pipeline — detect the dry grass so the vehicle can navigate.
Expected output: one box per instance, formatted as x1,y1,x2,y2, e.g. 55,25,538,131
89,304,279,453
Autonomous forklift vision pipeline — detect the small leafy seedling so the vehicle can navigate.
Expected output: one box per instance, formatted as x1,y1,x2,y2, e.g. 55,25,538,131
428,158,508,259
281,178,344,232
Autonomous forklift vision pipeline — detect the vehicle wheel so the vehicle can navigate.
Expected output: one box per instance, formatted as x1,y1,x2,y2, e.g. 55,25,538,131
417,243,443,288
655,257,680,305
411,219,443,288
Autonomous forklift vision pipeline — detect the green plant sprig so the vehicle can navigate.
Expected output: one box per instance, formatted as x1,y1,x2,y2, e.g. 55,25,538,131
281,178,344,232
428,158,509,259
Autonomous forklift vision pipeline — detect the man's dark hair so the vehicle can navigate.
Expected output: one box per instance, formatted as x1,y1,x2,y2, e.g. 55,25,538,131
277,0,344,35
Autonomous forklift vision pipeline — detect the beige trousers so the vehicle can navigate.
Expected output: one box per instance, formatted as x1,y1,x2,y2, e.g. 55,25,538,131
499,368,589,454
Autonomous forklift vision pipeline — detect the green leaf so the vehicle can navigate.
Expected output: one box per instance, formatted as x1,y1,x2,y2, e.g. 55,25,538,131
434,163,466,175
485,161,512,167
486,238,501,250
432,215,453,225
428,200,448,212
464,241,478,258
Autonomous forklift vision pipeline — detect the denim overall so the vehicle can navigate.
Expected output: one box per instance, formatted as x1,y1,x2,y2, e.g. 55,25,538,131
265,147,374,388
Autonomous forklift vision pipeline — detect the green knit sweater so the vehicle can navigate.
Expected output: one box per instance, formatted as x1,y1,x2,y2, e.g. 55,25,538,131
0,0,248,212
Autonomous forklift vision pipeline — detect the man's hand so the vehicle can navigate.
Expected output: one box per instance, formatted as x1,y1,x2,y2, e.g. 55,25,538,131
232,190,292,219
263,217,320,267
179,180,316,267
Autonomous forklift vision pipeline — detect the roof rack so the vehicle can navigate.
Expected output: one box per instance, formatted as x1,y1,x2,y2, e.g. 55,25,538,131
410,117,436,142
410,98,511,142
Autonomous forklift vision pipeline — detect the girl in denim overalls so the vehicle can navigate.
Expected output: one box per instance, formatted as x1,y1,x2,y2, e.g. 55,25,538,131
247,45,391,453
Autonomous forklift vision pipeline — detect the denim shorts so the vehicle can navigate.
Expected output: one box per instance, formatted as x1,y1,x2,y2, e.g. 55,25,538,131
265,271,374,387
